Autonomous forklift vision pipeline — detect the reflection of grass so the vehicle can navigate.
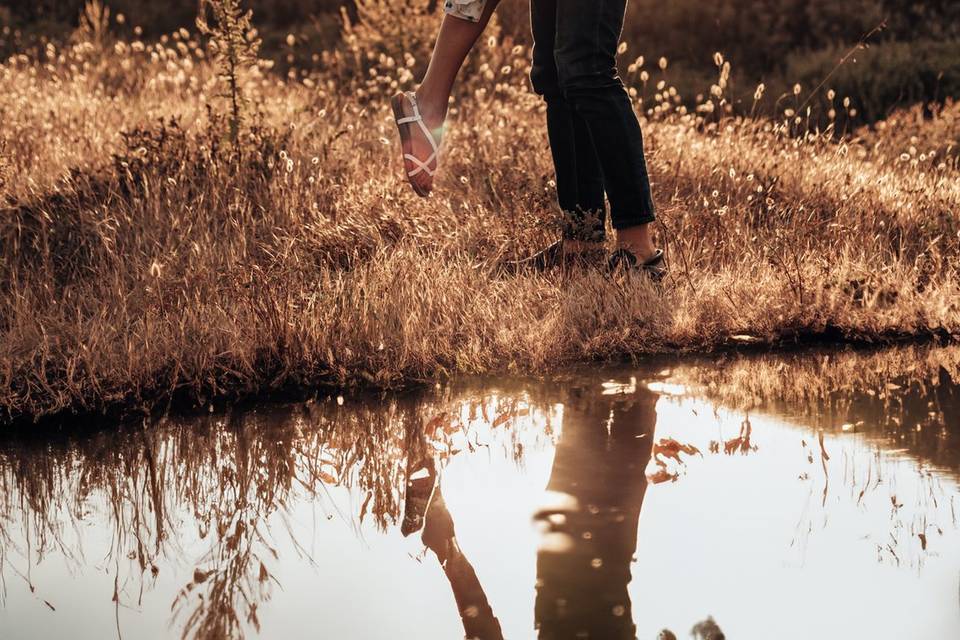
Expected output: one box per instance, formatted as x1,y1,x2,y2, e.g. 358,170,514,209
2,8,959,423
677,344,960,408
788,422,958,571
673,344,960,474
667,344,960,569
0,390,551,637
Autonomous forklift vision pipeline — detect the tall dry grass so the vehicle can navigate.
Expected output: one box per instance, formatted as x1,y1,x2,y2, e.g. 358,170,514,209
1,1,958,423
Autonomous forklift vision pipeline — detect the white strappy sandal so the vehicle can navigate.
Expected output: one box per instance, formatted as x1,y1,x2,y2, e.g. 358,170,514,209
391,91,442,197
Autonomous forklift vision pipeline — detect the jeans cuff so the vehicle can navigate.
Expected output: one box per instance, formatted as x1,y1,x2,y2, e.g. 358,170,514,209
611,210,656,230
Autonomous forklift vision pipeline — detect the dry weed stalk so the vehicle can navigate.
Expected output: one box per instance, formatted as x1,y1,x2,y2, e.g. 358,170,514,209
75,0,111,50
197,0,262,147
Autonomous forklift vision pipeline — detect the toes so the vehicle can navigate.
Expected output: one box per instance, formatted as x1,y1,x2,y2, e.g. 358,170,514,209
411,174,428,197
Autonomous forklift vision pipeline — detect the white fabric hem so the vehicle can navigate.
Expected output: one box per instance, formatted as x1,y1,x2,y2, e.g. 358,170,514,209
443,0,487,23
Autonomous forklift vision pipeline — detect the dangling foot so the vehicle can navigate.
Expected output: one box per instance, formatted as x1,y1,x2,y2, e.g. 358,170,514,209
391,91,444,197
400,457,437,537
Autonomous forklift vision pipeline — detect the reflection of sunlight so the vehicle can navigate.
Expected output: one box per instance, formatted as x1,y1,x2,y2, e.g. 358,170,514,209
601,377,637,395
646,381,689,396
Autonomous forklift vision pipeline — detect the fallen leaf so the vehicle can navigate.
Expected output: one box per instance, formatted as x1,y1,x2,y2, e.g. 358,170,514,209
646,469,679,485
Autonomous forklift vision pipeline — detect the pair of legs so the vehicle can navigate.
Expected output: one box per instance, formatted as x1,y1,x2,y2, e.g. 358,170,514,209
402,0,658,261
401,441,504,639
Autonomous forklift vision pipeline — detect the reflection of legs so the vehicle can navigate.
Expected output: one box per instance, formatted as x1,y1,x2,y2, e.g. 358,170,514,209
423,488,504,640
399,2,501,195
535,387,657,640
531,0,607,246
401,444,503,640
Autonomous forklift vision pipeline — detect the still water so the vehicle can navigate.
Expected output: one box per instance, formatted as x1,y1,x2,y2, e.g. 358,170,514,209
1,346,959,639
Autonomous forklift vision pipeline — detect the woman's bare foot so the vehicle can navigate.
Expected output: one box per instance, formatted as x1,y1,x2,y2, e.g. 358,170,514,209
392,91,445,197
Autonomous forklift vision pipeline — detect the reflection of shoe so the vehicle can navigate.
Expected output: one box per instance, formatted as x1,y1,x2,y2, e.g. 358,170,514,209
502,241,606,274
607,248,667,281
400,459,437,537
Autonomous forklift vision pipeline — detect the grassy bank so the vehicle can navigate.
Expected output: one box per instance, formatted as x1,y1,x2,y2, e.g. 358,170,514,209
1,12,959,424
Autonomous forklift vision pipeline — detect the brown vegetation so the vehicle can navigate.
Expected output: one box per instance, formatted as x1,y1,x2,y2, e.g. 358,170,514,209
1,1,958,423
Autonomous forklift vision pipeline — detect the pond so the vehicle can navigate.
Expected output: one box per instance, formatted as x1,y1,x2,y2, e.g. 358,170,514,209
1,345,958,639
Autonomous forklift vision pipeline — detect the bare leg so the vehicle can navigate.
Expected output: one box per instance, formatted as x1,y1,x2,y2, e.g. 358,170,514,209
616,223,658,262
398,2,501,194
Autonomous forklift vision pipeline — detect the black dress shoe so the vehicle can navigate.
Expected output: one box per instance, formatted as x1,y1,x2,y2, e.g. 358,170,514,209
502,240,606,274
607,248,667,281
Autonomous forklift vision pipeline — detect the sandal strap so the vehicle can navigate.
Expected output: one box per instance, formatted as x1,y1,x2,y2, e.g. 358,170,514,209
396,92,441,178
404,152,437,177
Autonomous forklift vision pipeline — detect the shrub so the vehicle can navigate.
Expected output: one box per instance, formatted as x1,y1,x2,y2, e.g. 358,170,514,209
784,39,960,124
622,0,886,75
197,0,263,147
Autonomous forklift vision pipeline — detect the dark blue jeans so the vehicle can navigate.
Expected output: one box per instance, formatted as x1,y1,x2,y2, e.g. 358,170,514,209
530,0,656,242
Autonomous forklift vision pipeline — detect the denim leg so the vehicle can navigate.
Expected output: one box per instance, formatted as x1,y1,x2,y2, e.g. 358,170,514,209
530,0,607,242
553,0,656,230
546,98,607,241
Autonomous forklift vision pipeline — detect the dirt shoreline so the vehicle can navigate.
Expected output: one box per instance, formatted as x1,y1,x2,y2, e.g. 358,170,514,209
4,332,955,430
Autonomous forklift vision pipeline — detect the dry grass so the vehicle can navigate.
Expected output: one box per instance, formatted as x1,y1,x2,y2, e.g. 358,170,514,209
1,4,959,423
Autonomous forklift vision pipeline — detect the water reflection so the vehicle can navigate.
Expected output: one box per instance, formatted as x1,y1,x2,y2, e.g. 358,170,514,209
0,399,422,638
0,345,957,639
407,381,669,639
534,383,657,639
405,440,504,638
685,345,960,474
